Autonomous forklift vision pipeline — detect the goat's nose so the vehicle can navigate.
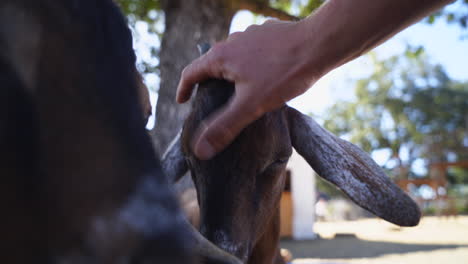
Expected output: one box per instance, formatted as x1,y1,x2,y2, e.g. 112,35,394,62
209,230,249,261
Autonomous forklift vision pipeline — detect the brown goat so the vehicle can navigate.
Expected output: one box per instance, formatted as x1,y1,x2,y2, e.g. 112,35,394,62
0,2,241,264
163,46,421,264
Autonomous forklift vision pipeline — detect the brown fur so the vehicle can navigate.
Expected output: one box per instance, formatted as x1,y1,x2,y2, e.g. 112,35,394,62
181,79,290,264
0,1,189,262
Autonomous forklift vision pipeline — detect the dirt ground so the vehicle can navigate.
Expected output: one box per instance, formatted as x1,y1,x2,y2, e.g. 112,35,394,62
280,216,468,264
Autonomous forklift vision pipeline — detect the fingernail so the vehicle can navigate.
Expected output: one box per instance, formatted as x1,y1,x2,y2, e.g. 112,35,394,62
175,88,182,103
195,138,216,160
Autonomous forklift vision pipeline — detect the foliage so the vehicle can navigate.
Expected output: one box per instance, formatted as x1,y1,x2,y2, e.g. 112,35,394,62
448,168,468,184
323,53,468,180
269,0,293,11
426,0,468,36
116,0,161,24
115,0,164,81
298,0,324,17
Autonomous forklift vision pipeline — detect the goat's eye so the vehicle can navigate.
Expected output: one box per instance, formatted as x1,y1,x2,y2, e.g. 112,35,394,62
260,157,289,175
272,157,289,166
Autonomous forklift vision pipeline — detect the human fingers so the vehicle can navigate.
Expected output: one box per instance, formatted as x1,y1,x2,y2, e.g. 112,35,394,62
191,93,264,160
176,55,211,103
176,45,230,103
263,18,280,24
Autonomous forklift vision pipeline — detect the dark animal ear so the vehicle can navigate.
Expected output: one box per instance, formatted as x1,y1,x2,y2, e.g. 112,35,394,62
161,43,211,182
286,106,420,226
162,131,188,183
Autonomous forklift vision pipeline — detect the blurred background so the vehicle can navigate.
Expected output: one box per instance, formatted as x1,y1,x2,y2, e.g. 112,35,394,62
116,0,467,263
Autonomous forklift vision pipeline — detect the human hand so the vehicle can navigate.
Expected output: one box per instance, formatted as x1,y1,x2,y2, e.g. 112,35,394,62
176,19,317,160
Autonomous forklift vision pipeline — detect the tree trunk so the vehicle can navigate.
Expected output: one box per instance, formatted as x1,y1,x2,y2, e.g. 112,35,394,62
151,0,236,155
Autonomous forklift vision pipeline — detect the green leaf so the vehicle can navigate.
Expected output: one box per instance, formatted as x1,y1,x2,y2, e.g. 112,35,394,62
428,14,435,24
299,0,325,17
447,13,455,22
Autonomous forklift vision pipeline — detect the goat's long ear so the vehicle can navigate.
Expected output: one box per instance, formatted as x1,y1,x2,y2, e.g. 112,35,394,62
162,131,188,183
286,106,420,226
161,44,209,182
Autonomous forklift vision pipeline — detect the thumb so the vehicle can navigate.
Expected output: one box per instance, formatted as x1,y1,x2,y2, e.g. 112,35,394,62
192,95,263,160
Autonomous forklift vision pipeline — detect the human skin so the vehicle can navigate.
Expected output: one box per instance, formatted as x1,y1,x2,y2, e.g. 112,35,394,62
176,0,454,160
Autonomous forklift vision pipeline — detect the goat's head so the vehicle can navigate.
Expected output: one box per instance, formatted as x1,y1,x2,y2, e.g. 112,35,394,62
164,45,421,263
183,81,291,261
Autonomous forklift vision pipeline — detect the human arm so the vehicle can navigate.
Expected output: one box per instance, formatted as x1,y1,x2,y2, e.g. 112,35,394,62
176,0,454,160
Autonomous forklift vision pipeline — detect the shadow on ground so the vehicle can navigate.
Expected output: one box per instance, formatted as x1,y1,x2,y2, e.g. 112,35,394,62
280,234,468,259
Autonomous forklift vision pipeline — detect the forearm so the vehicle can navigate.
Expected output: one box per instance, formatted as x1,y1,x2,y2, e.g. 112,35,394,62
298,0,454,79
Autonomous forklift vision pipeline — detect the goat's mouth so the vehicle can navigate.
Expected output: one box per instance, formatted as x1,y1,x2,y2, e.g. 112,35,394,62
200,229,251,263
216,242,249,263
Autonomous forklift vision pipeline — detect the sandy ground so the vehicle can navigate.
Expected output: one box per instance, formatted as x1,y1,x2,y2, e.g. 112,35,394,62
280,216,468,264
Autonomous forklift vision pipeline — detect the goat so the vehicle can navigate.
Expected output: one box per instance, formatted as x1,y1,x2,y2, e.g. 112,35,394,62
163,45,421,264
0,2,241,264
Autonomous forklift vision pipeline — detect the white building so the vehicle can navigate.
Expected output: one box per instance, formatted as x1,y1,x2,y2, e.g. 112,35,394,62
280,149,317,240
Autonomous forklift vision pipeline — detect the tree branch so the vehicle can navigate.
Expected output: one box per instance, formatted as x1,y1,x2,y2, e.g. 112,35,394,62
237,1,300,21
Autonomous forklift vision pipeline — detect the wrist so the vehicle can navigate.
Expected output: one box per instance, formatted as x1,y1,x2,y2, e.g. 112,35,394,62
289,18,331,87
